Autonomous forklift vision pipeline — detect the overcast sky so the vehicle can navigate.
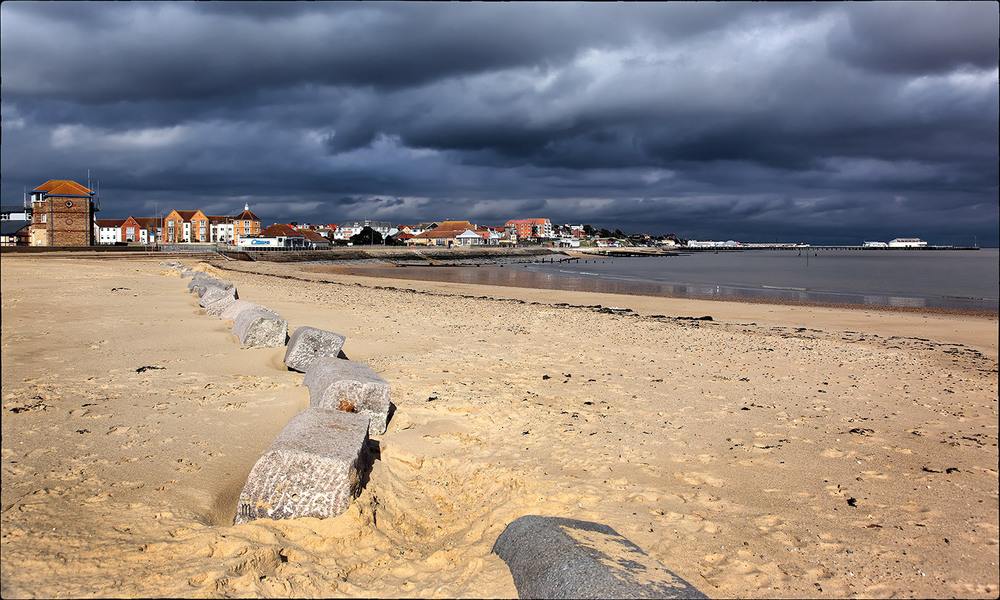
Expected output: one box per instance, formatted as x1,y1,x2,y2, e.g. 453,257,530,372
2,2,997,245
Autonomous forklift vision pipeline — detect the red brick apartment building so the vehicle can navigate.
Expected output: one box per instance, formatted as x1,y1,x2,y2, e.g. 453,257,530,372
505,218,553,241
29,180,98,246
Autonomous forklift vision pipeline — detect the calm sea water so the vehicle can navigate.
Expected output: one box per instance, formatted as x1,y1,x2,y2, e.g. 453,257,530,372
346,248,998,312
523,249,999,312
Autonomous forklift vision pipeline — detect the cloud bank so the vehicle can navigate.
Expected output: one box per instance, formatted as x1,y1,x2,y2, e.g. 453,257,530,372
2,2,997,245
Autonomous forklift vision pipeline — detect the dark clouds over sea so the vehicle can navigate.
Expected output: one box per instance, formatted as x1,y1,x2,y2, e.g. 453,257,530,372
2,2,997,245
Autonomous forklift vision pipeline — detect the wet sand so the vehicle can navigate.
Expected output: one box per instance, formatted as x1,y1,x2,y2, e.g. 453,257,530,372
2,254,997,598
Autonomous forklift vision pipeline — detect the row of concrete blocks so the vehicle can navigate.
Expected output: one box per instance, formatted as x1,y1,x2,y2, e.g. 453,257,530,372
162,262,391,525
160,263,707,598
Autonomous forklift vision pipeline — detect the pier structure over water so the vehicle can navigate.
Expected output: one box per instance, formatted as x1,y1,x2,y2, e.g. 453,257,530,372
680,245,981,252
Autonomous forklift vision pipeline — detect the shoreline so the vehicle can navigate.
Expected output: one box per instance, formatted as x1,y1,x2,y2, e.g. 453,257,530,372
331,263,999,319
3,254,998,598
213,259,998,361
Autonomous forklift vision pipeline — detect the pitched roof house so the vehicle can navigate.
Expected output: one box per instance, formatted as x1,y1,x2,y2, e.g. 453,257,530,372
96,218,127,244
162,209,209,243
409,220,483,246
29,180,98,246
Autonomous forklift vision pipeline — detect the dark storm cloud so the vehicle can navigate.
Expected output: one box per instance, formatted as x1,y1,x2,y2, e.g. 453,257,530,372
828,2,999,75
2,1,997,245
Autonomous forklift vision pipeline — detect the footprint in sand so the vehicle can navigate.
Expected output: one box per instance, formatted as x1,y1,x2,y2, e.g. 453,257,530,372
674,472,725,487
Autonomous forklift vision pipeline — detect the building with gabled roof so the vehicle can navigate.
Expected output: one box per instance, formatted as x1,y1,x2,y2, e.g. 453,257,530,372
162,209,209,243
29,180,98,246
133,217,164,245
231,204,261,241
205,204,262,245
334,219,393,240
96,218,127,244
409,220,483,246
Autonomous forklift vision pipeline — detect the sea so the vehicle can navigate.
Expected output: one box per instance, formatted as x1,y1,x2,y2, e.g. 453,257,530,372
353,248,1000,313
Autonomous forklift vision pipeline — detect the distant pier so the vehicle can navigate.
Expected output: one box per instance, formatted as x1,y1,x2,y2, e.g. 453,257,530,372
679,245,981,252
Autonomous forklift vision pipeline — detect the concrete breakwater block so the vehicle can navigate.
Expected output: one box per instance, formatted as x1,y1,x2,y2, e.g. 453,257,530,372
303,358,390,435
492,515,709,599
232,309,288,347
234,407,371,524
284,326,347,373
188,278,235,296
181,269,213,280
204,293,240,317
218,299,275,321
199,285,237,308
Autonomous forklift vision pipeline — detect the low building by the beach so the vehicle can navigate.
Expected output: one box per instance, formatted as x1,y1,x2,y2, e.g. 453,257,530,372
133,217,163,245
237,223,331,249
409,220,487,246
1,204,32,247
96,218,127,244
335,220,393,241
97,217,146,245
29,180,98,246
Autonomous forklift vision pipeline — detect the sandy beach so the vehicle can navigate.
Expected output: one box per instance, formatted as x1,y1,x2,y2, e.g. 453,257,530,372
2,253,997,598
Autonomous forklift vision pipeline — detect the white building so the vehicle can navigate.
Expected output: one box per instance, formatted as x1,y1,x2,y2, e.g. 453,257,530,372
96,219,125,244
685,240,740,248
335,220,393,240
888,238,928,248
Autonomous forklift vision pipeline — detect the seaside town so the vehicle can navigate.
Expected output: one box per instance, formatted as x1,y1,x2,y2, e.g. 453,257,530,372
3,3,997,598
1,179,931,250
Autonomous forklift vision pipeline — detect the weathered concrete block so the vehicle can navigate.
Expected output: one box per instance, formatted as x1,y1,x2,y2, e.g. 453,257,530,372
218,299,275,321
493,515,708,599
231,308,287,347
188,278,235,297
204,293,239,317
188,279,214,296
303,358,390,435
234,407,371,524
182,270,213,281
284,326,347,373
199,285,238,308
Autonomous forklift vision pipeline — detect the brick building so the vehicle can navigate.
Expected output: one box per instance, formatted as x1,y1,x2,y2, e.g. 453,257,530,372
504,218,553,241
133,217,163,245
29,180,98,246
162,209,209,243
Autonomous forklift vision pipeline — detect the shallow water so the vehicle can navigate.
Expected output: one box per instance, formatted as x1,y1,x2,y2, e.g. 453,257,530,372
525,248,1000,312
348,249,999,313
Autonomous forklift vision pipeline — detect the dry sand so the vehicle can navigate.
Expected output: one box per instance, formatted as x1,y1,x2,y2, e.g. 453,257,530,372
1,254,997,598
